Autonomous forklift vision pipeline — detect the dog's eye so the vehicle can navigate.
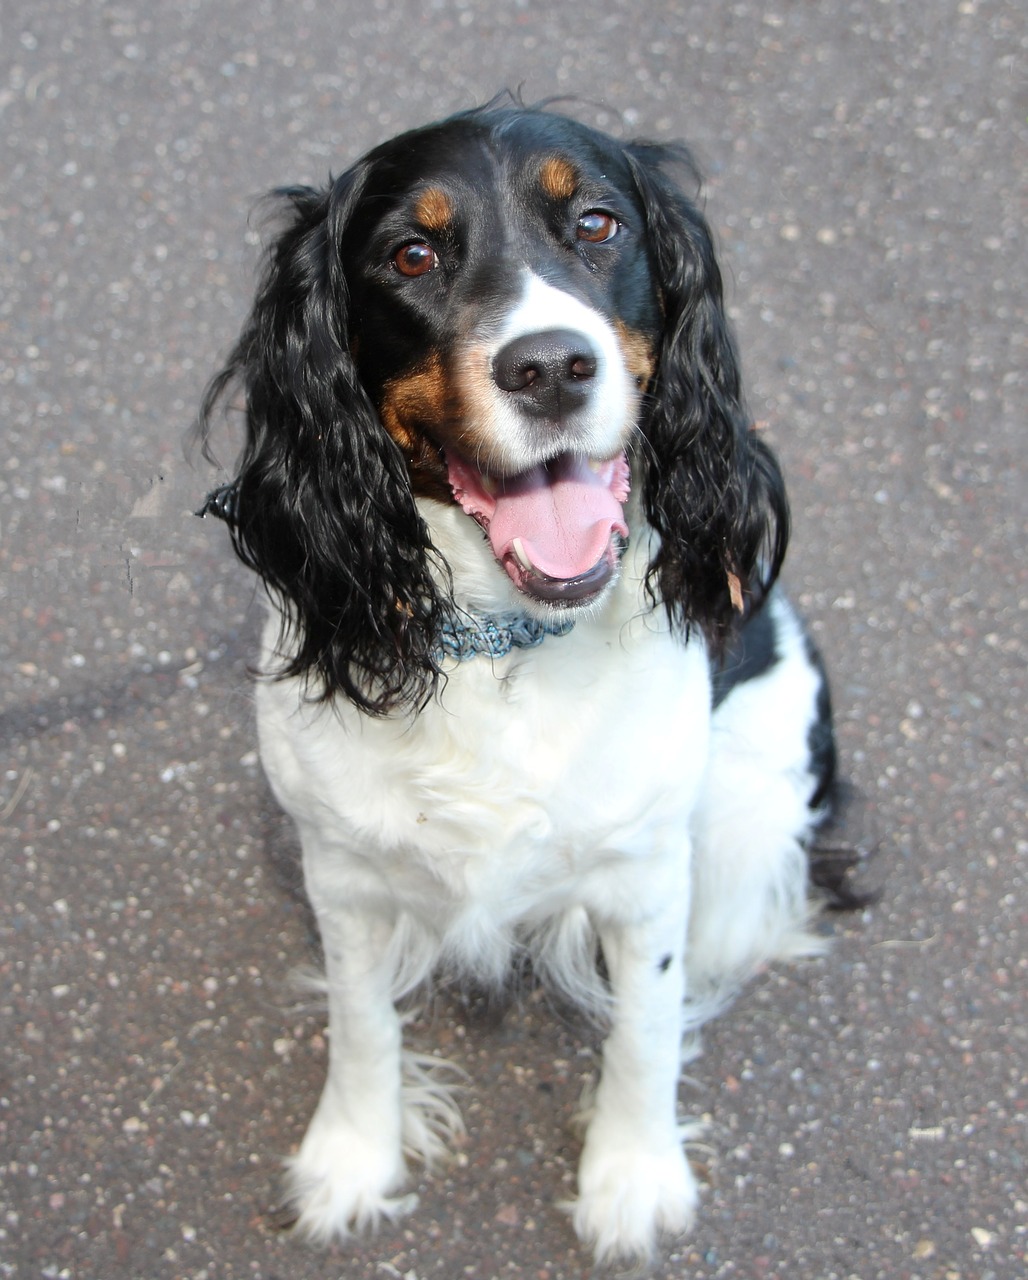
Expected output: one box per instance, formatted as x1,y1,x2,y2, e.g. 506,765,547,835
576,211,620,244
393,241,438,277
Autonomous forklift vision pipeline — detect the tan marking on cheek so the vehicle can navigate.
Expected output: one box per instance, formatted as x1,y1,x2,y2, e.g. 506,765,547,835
413,186,453,233
380,353,447,444
615,320,657,390
378,354,453,501
539,155,580,201
381,346,508,486
451,343,505,466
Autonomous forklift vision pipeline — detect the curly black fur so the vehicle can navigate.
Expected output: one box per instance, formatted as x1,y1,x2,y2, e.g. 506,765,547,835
624,141,788,655
198,171,450,714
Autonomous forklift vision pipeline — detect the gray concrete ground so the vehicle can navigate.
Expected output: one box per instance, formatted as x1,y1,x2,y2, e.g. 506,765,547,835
1,1,1024,1277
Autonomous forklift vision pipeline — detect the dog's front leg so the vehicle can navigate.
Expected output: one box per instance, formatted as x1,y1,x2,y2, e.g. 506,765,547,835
285,903,413,1242
574,880,697,1263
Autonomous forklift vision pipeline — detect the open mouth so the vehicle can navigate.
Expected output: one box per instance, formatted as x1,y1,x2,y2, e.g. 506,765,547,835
446,450,631,606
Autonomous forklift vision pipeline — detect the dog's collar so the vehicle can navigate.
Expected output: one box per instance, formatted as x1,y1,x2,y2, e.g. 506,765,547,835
435,608,575,662
197,487,575,663
197,481,239,525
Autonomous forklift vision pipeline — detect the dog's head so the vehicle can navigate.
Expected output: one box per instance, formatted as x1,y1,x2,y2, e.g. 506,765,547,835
199,103,788,712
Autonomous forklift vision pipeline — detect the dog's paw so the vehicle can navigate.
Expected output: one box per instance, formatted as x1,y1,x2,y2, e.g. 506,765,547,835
283,1118,414,1245
572,1131,699,1263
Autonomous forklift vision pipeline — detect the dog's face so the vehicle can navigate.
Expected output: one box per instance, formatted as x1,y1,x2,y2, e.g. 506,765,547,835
341,112,663,605
200,103,788,711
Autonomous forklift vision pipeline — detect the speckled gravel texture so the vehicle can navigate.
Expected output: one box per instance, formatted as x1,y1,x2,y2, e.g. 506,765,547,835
1,2,1024,1278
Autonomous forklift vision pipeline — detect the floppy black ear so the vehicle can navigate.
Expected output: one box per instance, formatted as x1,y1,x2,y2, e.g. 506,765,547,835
197,167,447,713
626,142,789,656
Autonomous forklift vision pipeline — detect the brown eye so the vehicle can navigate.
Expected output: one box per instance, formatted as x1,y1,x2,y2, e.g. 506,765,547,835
393,241,438,277
576,211,620,244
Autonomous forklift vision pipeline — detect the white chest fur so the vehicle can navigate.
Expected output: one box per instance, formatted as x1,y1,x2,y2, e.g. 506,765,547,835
257,581,711,939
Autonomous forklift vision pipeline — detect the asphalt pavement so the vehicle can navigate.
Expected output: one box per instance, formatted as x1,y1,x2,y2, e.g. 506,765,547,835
1,2,1024,1278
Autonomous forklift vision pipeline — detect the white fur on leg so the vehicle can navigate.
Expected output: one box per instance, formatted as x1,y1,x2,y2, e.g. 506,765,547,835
279,915,468,1243
282,1041,465,1243
280,895,419,1244
573,1117,700,1263
284,1093,415,1243
572,880,697,1262
399,1048,466,1165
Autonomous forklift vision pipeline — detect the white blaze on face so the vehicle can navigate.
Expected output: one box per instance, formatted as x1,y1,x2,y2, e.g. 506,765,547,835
458,272,638,474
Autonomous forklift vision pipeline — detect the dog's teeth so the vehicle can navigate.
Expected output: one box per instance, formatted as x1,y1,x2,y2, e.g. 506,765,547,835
587,458,604,473
481,474,498,496
511,538,533,571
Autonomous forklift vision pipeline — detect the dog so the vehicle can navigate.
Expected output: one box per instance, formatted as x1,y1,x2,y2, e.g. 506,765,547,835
197,100,855,1263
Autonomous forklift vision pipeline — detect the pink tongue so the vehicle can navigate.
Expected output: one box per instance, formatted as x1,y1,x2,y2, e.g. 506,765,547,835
448,452,630,581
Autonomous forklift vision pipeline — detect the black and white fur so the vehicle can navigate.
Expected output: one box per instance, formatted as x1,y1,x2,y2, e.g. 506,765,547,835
198,101,849,1263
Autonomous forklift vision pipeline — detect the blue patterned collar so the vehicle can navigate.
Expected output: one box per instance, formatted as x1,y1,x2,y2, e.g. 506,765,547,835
435,608,575,662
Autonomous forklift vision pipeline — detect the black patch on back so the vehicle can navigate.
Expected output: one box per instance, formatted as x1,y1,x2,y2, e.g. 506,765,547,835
804,636,837,812
711,603,779,708
802,636,884,910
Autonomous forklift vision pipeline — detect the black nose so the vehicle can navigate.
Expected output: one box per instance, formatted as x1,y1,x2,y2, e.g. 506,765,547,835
492,328,599,418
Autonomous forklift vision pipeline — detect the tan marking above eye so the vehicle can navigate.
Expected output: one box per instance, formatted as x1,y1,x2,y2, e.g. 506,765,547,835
539,155,580,201
614,320,657,389
413,186,454,232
